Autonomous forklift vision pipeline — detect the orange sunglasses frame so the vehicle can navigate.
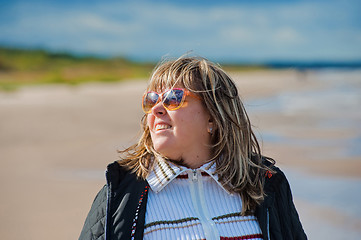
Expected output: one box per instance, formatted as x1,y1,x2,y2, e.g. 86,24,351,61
142,88,201,113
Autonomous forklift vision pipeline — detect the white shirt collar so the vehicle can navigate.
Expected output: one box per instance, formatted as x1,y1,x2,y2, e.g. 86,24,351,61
146,157,231,194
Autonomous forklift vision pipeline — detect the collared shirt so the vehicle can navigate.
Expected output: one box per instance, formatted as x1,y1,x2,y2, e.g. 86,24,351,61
144,157,263,240
147,157,229,194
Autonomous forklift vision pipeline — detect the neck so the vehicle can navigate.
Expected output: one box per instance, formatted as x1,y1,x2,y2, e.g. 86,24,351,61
179,148,212,169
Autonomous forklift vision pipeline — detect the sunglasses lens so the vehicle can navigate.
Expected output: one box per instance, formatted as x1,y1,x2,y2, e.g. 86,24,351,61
163,89,184,110
143,92,159,113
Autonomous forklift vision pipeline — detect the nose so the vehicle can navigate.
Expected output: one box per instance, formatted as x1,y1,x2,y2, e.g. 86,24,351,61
151,101,167,116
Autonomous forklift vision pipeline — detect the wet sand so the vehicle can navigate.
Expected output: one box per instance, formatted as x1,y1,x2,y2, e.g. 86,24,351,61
1,70,360,239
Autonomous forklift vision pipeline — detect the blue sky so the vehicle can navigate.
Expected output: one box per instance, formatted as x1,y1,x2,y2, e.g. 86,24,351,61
0,0,360,62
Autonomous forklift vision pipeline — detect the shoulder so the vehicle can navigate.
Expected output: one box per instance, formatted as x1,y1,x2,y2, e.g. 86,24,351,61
261,157,292,194
264,163,292,200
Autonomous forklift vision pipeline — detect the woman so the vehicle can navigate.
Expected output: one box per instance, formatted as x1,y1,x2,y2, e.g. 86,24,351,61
79,56,307,240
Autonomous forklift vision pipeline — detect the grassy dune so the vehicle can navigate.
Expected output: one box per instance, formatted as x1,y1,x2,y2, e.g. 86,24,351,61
0,47,156,91
0,47,266,91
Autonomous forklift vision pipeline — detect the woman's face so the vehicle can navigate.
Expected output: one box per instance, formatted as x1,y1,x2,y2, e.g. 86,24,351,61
147,88,212,168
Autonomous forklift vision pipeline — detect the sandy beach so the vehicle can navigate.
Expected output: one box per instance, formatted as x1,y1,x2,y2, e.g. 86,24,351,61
1,69,360,239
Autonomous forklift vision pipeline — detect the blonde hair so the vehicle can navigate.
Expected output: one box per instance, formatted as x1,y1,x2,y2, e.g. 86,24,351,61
118,55,274,214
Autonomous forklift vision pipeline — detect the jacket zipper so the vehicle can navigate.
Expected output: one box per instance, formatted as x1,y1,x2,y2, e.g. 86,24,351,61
189,169,219,240
105,170,111,240
266,208,270,240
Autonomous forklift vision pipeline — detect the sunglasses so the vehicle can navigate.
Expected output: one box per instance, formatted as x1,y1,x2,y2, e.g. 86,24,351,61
142,88,201,113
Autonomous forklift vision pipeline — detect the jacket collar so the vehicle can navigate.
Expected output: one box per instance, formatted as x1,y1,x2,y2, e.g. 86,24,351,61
146,157,231,194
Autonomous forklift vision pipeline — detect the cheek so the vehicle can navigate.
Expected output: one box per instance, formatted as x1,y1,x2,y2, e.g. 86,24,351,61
146,114,154,128
178,110,208,135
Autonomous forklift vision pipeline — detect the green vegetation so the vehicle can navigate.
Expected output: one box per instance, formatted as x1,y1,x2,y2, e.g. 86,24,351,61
0,46,267,91
0,47,155,91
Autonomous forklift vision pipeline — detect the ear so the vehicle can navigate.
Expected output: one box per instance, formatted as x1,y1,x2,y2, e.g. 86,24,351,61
208,118,214,134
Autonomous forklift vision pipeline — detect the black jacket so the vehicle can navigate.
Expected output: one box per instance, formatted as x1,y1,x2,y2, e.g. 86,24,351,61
79,162,307,240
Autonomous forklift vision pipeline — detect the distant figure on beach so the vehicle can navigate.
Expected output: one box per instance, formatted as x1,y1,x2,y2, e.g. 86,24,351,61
79,56,307,240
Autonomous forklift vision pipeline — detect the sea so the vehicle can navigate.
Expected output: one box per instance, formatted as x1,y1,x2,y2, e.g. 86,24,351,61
247,68,361,239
